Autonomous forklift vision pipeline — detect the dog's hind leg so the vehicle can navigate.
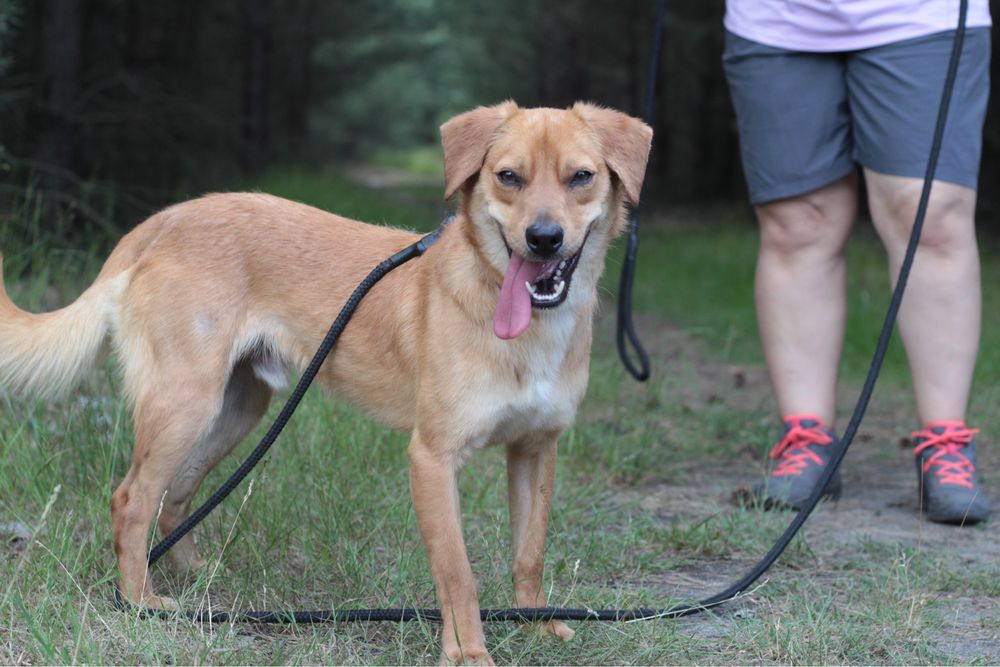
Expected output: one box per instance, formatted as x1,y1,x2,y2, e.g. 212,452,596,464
110,369,229,611
507,431,574,641
155,357,273,571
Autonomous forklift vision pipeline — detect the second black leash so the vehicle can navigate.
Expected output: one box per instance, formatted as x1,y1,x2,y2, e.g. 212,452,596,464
128,0,969,625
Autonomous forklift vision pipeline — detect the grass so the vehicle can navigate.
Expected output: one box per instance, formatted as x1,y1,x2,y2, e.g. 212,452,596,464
622,214,1000,385
247,165,445,233
370,146,445,178
2,166,999,664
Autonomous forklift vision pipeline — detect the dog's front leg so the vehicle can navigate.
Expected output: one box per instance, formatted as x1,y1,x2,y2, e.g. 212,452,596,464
408,432,493,666
506,431,574,641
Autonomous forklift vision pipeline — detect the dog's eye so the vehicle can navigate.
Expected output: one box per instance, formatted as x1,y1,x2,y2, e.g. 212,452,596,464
569,170,594,187
496,170,521,187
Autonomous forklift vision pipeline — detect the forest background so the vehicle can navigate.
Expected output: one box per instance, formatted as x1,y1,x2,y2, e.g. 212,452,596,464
2,0,996,236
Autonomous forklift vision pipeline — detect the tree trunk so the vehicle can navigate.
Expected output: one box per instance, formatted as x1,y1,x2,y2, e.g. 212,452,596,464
284,0,317,143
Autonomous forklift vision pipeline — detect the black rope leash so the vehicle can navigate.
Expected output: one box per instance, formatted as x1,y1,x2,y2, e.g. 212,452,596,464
144,229,443,567
614,0,667,382
120,0,968,626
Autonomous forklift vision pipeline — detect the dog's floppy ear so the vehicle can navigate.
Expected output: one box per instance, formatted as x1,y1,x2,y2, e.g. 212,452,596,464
573,103,653,205
440,101,518,200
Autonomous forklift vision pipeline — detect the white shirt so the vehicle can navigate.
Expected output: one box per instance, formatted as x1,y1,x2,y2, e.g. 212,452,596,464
725,0,992,52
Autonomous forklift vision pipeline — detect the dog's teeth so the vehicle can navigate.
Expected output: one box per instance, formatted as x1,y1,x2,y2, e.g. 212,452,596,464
527,274,568,303
559,261,567,270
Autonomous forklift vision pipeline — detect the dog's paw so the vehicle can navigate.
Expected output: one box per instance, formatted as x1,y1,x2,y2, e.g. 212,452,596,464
142,594,180,612
439,648,495,666
533,620,575,641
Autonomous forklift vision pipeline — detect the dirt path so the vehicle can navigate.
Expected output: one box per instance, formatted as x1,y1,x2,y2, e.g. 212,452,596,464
593,307,1000,661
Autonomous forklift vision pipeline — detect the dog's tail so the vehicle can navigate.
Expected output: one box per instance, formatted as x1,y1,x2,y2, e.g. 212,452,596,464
0,252,124,399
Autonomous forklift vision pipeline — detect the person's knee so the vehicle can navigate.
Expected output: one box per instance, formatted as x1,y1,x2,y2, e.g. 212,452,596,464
869,175,977,255
918,205,976,257
756,191,854,257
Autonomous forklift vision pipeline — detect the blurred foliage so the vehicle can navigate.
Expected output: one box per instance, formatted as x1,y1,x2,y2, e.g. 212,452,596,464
0,0,997,235
0,0,19,75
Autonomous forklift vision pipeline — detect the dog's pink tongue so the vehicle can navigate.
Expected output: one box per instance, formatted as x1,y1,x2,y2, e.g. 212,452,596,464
494,252,545,340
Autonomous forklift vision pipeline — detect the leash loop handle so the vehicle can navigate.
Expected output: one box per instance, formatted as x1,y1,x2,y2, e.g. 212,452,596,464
616,208,651,381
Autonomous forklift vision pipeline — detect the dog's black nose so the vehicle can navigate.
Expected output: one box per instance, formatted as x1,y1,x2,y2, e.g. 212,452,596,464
525,221,564,257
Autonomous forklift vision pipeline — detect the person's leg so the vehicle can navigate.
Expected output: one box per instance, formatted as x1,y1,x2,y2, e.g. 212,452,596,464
723,32,858,424
755,172,857,426
723,32,858,508
864,172,979,424
865,172,988,524
848,27,990,423
746,175,856,508
849,28,992,523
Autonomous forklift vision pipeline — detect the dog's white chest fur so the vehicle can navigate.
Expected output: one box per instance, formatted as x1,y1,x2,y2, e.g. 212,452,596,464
458,311,584,450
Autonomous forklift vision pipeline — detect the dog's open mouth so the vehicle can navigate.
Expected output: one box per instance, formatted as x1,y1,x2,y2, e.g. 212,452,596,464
524,249,582,309
493,235,587,340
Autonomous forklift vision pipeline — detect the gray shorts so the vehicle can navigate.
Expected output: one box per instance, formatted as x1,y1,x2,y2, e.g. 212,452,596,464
723,28,991,205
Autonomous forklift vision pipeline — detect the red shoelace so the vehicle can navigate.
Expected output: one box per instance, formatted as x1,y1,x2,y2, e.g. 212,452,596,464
769,417,834,477
913,423,979,489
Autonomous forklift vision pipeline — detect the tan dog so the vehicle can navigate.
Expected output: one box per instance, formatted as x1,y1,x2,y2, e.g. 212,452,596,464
0,102,651,664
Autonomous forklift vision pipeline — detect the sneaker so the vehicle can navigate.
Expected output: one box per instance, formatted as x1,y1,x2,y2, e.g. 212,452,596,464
752,414,842,509
913,421,991,525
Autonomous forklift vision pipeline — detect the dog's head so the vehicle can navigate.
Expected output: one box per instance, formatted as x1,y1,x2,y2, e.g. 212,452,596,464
440,102,652,340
